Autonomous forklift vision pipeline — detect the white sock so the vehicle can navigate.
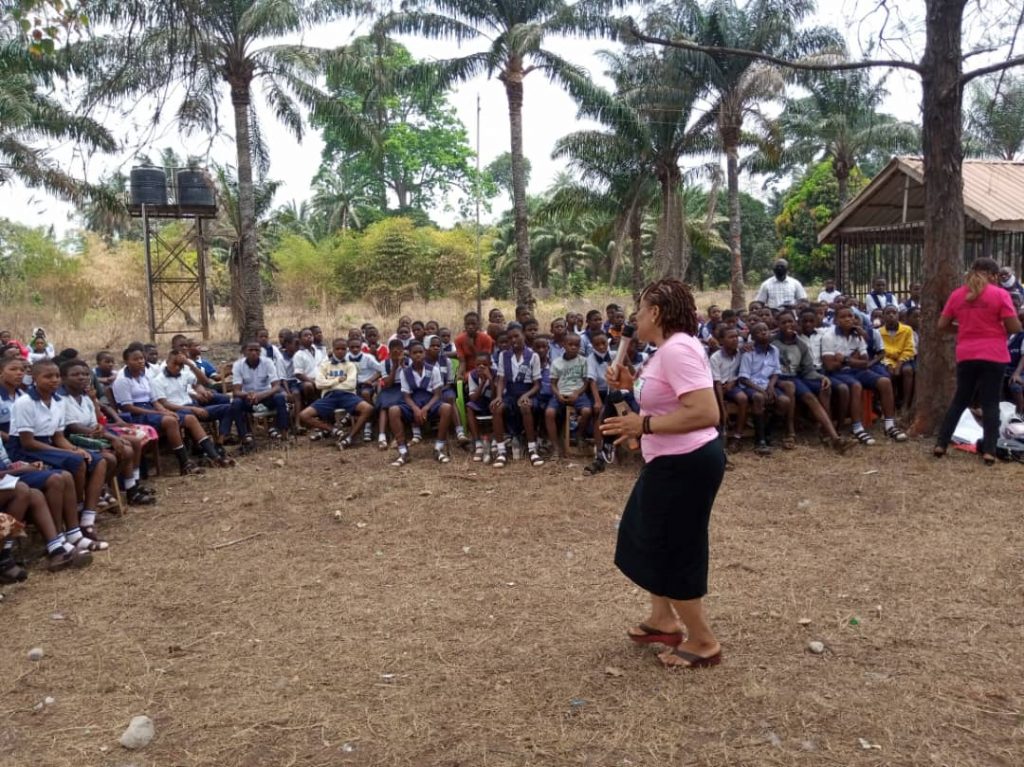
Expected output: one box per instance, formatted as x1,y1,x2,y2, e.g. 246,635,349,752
496,440,507,454
412,427,422,438
378,433,387,442
65,527,83,544
852,421,864,432
434,440,445,451
456,426,466,436
80,510,97,528
528,441,538,452
124,477,136,490
132,468,140,481
884,417,895,429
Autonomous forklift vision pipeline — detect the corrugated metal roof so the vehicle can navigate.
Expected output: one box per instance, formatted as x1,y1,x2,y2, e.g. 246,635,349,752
818,156,1024,243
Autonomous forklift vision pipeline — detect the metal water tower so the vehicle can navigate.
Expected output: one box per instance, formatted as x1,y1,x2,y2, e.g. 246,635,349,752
128,166,218,341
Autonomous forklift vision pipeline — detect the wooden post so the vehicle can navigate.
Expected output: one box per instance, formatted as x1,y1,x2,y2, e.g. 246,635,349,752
196,217,210,341
143,205,157,342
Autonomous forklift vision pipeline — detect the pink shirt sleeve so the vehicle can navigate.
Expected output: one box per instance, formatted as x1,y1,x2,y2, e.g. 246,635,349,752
941,287,964,317
651,336,713,398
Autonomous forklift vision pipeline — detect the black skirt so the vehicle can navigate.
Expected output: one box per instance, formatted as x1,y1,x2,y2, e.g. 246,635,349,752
614,439,726,601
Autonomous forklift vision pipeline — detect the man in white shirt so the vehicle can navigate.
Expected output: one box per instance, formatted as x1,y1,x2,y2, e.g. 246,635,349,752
232,341,290,442
817,278,841,305
755,259,807,309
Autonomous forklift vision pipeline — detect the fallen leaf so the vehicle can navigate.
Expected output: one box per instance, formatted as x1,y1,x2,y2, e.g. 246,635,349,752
604,666,625,677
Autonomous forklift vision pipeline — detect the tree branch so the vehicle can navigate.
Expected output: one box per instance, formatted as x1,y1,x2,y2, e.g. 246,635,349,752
962,54,1024,85
625,21,923,76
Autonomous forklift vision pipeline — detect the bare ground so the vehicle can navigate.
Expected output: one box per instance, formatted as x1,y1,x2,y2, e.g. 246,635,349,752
0,436,1022,767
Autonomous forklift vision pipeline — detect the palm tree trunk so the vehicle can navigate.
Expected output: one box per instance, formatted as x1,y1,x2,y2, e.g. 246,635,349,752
911,0,967,436
654,170,687,278
503,68,535,309
229,73,265,344
726,143,744,310
630,203,643,302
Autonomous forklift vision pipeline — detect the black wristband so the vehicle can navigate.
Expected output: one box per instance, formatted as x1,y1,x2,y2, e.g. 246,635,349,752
642,415,652,435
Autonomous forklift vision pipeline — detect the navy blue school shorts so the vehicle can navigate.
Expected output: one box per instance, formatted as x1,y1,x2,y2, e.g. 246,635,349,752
546,393,593,413
311,390,364,421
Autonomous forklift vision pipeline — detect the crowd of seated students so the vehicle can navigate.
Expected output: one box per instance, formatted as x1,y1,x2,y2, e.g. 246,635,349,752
3,270,1022,584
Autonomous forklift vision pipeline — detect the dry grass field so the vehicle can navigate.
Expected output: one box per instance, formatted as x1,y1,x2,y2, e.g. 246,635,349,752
1,432,1021,767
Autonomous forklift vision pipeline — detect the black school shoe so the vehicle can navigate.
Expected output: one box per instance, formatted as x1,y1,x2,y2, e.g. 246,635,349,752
127,487,157,506
0,553,27,583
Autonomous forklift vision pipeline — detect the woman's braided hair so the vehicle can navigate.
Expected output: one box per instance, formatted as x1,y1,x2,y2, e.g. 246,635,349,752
639,278,699,336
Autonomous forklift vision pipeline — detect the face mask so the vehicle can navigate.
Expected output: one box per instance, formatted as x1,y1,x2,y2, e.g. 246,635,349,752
774,267,787,279
1001,274,1015,288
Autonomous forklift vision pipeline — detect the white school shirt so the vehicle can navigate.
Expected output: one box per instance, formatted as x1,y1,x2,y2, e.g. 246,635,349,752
11,390,66,438
865,291,898,312
293,348,321,380
817,288,841,304
821,327,868,360
586,350,614,393
111,370,156,406
62,392,99,427
399,364,443,394
232,357,280,393
0,389,21,429
709,349,742,383
151,367,197,407
144,362,161,380
346,352,383,385
496,349,542,384
466,369,496,399
277,351,297,381
798,331,825,370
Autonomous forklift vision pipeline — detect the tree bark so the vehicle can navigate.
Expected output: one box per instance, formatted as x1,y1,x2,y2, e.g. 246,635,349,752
502,66,535,310
835,156,850,206
911,0,968,436
630,201,643,302
654,167,687,279
228,67,265,345
725,140,744,310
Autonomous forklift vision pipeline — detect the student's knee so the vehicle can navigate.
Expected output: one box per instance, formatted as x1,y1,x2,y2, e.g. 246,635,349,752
734,392,748,405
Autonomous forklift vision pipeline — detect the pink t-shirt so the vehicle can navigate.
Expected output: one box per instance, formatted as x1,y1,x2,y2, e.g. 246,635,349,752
636,331,718,461
941,283,1015,363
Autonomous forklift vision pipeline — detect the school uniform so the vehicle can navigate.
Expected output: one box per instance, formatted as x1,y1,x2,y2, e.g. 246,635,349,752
376,359,407,411
536,360,553,411
0,436,62,491
9,387,101,473
586,350,614,401
798,330,826,372
709,349,745,402
429,355,458,404
821,326,886,390
153,366,243,437
817,288,841,304
311,356,364,421
466,369,496,413
111,369,168,430
548,339,565,362
899,298,920,314
0,387,21,443
276,351,301,393
293,347,321,382
144,361,161,380
866,291,899,312
737,343,783,398
231,356,289,432
397,364,445,422
497,348,542,408
547,354,591,414
772,336,825,397
346,351,383,400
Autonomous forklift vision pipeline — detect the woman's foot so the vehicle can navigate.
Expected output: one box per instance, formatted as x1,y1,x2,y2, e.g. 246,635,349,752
933,445,947,458
627,621,685,645
982,453,997,466
657,639,722,669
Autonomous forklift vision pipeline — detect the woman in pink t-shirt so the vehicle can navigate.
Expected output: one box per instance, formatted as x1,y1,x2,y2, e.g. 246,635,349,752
601,279,726,669
935,257,1022,464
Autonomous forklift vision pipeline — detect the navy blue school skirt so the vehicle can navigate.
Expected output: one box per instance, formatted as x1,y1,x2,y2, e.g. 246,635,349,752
12,469,63,490
8,435,100,473
377,385,404,410
614,439,726,601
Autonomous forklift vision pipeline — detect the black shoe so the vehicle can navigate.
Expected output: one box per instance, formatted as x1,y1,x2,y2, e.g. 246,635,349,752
0,554,28,583
127,487,157,506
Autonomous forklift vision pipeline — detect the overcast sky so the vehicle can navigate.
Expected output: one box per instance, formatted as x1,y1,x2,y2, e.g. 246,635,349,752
0,1,979,237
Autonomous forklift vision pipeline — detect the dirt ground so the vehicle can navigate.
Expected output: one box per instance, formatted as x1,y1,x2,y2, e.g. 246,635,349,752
0,435,1021,767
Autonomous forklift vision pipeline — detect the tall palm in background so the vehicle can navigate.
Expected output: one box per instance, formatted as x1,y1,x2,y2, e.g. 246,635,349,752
84,0,365,341
781,70,919,204
379,0,592,309
680,0,841,308
964,74,1024,160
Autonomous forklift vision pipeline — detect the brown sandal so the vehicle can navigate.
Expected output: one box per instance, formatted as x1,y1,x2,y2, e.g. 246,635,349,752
659,648,722,669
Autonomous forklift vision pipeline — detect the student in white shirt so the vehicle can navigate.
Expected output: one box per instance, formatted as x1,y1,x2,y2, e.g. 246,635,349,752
386,339,453,466
292,327,321,405
709,326,748,453
491,323,544,468
817,278,841,305
232,340,290,444
11,359,112,550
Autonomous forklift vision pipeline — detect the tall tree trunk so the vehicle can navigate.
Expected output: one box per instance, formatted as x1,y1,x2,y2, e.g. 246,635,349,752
911,0,968,436
835,158,850,206
654,169,687,278
502,67,535,309
630,202,643,302
228,71,265,344
725,141,744,310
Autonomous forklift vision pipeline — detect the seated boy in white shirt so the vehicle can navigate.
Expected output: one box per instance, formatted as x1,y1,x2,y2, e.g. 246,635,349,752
231,341,289,446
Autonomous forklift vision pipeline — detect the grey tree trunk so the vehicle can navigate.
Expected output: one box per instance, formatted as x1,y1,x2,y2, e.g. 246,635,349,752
503,68,535,310
912,0,968,436
726,143,744,310
654,170,687,278
229,74,265,344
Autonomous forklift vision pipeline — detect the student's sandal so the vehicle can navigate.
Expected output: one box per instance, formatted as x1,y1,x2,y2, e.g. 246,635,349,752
472,443,485,461
390,452,409,467
491,452,506,468
434,448,450,464
47,547,90,571
884,425,907,442
853,429,876,446
308,428,332,442
180,460,205,476
529,451,544,467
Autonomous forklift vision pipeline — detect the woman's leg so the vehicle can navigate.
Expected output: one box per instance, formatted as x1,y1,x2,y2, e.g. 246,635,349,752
659,597,720,666
936,361,981,449
977,361,1005,457
628,594,683,637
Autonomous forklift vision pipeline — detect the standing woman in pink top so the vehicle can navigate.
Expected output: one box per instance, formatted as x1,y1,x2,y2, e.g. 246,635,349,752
601,279,726,669
935,257,1022,465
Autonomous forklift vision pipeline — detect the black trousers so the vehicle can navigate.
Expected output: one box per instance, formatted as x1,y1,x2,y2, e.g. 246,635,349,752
936,360,1005,455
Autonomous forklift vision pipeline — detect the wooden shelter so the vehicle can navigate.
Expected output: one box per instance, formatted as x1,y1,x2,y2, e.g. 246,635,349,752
818,156,1024,300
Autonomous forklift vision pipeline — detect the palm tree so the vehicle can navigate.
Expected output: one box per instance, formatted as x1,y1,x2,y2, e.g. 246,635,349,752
85,0,365,341
682,0,842,309
555,42,710,282
379,0,592,309
0,38,115,200
780,70,919,204
964,74,1024,160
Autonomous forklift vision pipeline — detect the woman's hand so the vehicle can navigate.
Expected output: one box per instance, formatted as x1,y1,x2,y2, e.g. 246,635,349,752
600,412,643,446
606,365,634,391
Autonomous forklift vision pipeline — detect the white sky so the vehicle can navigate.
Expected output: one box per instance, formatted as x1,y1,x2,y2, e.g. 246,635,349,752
0,1,984,237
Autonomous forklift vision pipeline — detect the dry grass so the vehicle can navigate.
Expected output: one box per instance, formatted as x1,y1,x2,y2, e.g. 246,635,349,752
0,435,1021,767
0,288,757,354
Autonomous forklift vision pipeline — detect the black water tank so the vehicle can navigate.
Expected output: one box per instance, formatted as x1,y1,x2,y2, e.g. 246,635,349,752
176,170,215,208
129,167,168,206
